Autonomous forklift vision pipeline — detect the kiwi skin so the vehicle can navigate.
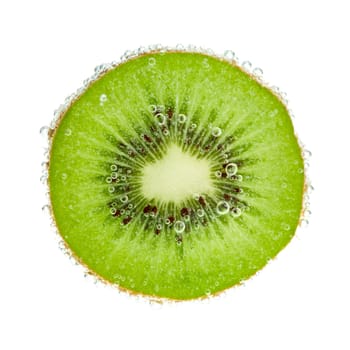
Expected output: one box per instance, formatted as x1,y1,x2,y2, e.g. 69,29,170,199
47,47,305,301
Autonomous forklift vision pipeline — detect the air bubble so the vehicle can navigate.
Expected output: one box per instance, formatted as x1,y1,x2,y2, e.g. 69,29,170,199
216,201,230,215
149,104,157,113
42,204,50,214
197,209,205,217
156,224,162,230
174,221,185,234
298,168,304,174
215,171,222,178
99,94,107,105
111,172,118,179
40,174,48,184
252,67,264,78
106,177,112,184
163,129,169,136
165,219,171,225
108,186,115,193
242,61,252,70
155,113,166,125
148,57,156,66
111,164,118,171
178,114,187,123
224,50,236,60
64,128,72,136
121,175,126,181
211,127,222,137
40,126,49,137
190,123,197,129
110,208,116,215
61,173,67,180
236,175,243,182
282,223,290,231
225,163,238,176
121,195,128,203
231,207,242,218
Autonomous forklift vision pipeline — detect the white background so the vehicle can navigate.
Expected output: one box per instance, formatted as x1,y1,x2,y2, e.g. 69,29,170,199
1,1,349,349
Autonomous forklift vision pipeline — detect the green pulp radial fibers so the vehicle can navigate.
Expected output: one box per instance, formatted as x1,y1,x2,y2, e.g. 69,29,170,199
49,51,304,300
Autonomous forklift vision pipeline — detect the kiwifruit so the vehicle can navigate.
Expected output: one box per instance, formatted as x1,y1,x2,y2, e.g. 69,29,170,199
45,46,305,300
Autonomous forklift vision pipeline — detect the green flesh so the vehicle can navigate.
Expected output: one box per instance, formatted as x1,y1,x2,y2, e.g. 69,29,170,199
49,52,304,300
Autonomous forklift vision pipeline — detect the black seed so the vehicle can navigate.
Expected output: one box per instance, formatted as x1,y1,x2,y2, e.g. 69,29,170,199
167,108,173,119
113,209,121,217
233,187,242,193
152,206,158,215
181,208,189,217
155,229,161,235
176,235,183,243
123,216,132,225
199,196,206,207
143,204,152,213
143,134,152,143
168,216,175,223
224,194,231,201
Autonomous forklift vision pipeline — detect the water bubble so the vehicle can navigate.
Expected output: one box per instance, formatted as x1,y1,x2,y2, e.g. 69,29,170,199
128,203,133,209
174,221,185,234
190,123,197,129
215,171,222,178
100,94,107,104
231,207,242,218
40,174,48,184
165,218,171,225
211,127,222,137
216,201,230,215
178,114,187,123
121,175,126,181
106,177,112,184
108,186,115,193
242,61,252,70
300,218,309,228
225,163,238,176
224,50,236,60
155,113,166,125
163,129,169,136
148,57,156,66
111,164,118,171
64,128,72,136
110,208,116,215
252,67,264,78
121,195,128,203
111,172,118,179
303,149,312,158
120,209,125,215
40,126,49,137
42,204,50,214
156,224,162,230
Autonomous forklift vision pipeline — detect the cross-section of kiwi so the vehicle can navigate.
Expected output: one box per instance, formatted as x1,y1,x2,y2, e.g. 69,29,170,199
48,48,305,300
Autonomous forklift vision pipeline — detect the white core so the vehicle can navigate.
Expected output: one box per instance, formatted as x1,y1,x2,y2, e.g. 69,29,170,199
141,144,213,203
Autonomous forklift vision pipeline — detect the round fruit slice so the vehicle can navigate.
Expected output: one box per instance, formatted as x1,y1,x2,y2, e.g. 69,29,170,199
48,49,305,300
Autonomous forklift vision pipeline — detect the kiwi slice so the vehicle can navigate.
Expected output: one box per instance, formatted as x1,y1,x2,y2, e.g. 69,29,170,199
47,48,305,300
